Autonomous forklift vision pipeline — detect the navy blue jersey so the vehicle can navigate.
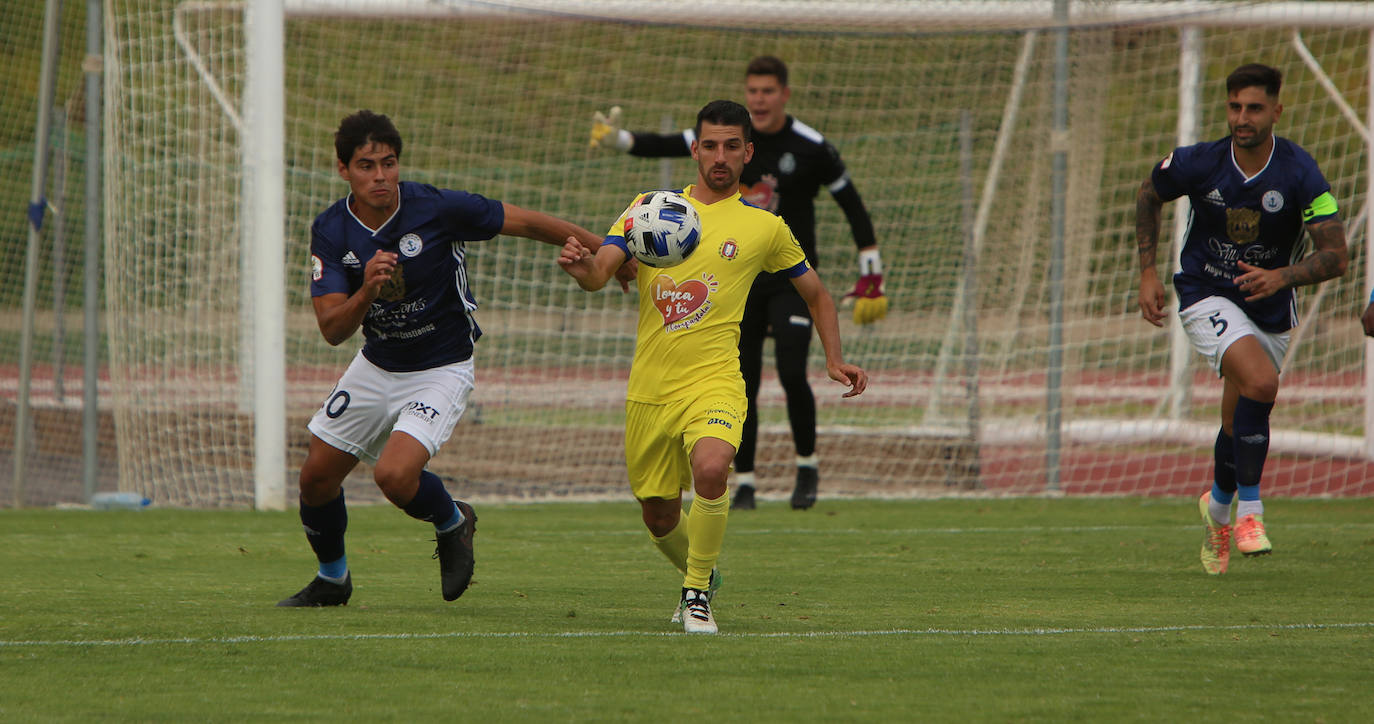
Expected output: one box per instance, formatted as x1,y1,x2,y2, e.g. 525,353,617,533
1151,136,1336,333
309,181,505,371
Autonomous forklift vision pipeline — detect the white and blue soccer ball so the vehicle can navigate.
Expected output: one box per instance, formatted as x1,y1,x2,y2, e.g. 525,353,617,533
622,190,701,268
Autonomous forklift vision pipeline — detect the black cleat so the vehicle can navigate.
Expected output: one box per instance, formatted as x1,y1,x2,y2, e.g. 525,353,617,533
731,485,756,510
790,467,818,510
277,573,352,607
434,500,477,601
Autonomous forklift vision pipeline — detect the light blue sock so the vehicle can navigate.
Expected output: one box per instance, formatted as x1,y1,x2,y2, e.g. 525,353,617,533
1210,482,1234,506
435,502,465,533
318,556,348,583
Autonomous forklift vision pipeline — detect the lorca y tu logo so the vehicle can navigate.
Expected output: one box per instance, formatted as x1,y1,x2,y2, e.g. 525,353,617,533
651,273,719,331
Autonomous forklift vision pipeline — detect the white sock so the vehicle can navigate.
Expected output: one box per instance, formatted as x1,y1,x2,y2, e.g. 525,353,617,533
796,454,818,468
1208,498,1232,527
734,471,756,489
1237,500,1264,519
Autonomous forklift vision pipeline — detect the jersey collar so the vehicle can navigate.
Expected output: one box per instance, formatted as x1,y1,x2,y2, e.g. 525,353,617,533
752,115,793,139
682,183,742,207
1229,139,1275,184
345,182,404,236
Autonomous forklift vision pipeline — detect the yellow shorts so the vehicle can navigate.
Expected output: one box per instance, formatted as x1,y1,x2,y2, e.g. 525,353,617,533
624,389,745,501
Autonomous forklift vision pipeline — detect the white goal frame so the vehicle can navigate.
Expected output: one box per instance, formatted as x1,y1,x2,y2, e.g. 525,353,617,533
173,0,1374,507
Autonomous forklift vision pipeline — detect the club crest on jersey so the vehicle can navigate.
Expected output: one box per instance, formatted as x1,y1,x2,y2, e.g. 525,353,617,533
378,265,406,301
1262,190,1284,213
1226,207,1261,244
399,233,424,257
311,254,323,282
651,272,720,333
719,239,739,260
779,152,797,174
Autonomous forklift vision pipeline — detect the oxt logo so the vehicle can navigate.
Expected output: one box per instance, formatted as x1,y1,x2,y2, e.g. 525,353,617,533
403,401,441,422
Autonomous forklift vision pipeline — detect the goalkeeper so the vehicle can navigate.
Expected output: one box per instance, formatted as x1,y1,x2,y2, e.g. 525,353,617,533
590,55,885,511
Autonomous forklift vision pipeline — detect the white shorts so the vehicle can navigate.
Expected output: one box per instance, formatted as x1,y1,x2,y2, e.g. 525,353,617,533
307,351,474,462
1178,296,1288,376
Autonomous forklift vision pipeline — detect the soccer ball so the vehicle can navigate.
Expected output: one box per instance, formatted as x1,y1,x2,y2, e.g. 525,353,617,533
622,191,701,268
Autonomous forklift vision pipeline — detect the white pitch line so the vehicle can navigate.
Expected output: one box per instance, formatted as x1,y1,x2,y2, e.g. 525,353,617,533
4,621,1372,649
511,522,1374,537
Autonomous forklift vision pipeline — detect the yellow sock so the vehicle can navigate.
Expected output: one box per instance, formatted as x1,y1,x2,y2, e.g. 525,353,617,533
684,489,729,590
650,517,689,575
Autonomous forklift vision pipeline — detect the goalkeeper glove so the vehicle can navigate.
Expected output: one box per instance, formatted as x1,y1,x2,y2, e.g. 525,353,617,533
843,248,888,325
589,106,634,151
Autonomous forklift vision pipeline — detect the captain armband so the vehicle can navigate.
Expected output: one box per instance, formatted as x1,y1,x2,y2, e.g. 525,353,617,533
1302,191,1338,222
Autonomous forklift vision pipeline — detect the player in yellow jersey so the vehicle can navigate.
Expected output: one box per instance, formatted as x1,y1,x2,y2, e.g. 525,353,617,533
559,100,867,633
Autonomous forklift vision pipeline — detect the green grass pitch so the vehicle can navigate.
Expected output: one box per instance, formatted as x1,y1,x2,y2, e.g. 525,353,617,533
3,497,1373,722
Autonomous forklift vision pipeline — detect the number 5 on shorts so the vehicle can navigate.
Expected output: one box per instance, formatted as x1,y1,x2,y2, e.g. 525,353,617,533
1208,311,1228,337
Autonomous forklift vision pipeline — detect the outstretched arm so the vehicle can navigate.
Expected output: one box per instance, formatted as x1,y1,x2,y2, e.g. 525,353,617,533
501,202,602,249
502,202,633,291
588,106,692,158
1234,217,1348,302
790,269,867,398
1135,177,1168,327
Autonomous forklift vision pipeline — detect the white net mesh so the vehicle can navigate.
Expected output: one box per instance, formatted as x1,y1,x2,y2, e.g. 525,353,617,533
0,1,113,507
79,0,1374,506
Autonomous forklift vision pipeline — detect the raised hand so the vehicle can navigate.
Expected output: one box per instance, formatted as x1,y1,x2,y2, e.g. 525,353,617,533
843,248,888,325
589,106,632,151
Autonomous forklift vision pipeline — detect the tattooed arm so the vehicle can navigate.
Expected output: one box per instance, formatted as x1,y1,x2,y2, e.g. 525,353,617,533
1284,218,1349,287
1234,217,1349,302
1136,178,1168,327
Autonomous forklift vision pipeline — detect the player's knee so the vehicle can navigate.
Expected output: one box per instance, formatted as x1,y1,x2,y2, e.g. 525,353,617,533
692,459,731,493
1247,377,1279,402
371,462,417,503
774,352,811,390
640,501,680,536
777,366,811,392
297,468,341,506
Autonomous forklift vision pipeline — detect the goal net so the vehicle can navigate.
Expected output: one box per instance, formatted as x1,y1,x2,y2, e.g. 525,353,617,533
89,0,1373,507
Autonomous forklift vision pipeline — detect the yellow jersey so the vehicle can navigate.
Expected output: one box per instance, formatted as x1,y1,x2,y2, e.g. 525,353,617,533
605,185,809,403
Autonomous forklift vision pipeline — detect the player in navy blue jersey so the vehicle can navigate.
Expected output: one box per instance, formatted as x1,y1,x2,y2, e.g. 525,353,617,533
1135,64,1348,576
279,110,625,606
590,56,885,511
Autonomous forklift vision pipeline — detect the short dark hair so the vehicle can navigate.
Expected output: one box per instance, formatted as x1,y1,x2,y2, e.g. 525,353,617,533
335,109,403,165
695,99,752,143
1226,63,1282,98
746,55,788,87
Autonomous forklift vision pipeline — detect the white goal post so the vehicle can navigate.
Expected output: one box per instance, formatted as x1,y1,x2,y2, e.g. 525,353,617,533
101,0,1374,507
